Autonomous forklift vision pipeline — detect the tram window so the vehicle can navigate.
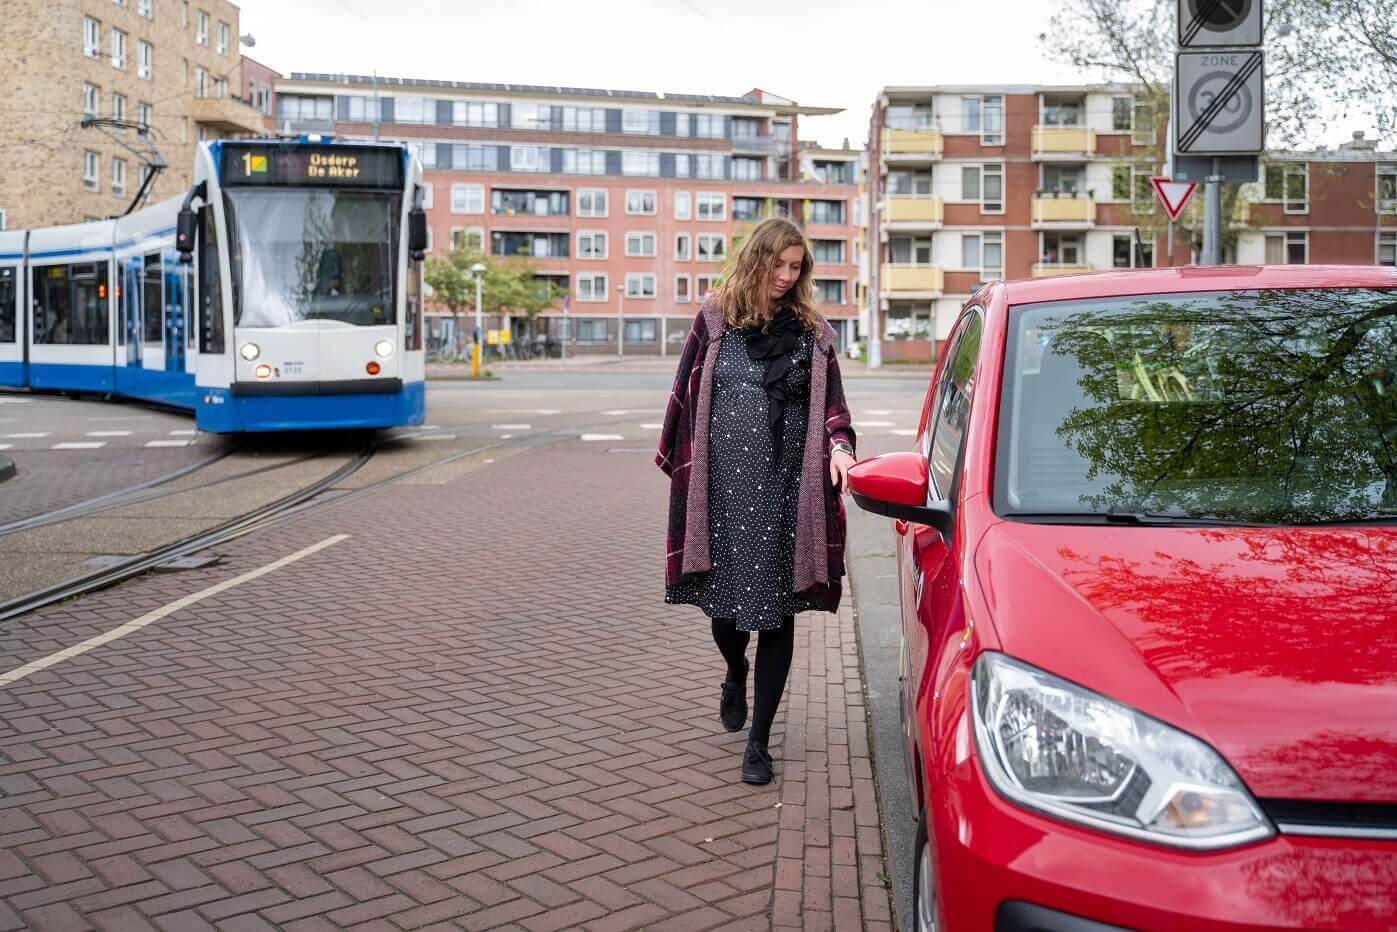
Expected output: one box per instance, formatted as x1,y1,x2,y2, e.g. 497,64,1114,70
0,267,15,343
173,260,194,351
405,258,422,351
143,253,163,345
198,207,224,353
32,262,110,345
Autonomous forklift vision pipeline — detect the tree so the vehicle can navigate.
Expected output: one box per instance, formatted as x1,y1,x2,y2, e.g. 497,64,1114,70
423,239,564,352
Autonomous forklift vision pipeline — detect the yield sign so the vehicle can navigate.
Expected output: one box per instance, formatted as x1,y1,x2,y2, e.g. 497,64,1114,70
1150,177,1199,221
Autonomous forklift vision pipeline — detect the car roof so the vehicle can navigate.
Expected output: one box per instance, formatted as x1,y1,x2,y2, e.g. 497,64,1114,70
1000,265,1397,307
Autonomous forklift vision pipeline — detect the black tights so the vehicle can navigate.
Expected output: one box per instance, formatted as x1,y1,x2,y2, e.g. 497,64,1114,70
711,616,795,746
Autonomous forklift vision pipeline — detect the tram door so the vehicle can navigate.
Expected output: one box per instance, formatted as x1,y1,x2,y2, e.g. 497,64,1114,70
163,253,184,372
122,256,142,368
0,263,21,387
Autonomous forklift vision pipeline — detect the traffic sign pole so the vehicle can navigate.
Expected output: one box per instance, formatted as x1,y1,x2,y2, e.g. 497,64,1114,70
1202,157,1223,265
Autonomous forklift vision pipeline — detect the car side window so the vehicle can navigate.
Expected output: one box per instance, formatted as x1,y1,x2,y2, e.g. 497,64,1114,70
927,311,983,500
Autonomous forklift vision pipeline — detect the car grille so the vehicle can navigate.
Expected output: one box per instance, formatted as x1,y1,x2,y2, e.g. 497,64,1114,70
1260,799,1397,841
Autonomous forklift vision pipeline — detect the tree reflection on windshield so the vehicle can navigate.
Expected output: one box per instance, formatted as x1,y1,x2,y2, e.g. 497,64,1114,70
999,289,1397,524
225,188,398,327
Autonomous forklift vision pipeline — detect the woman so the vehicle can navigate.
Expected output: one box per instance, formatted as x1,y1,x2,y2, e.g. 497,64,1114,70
656,217,856,785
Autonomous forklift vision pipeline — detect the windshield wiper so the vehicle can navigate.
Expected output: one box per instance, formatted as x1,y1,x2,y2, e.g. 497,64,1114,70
1009,511,1274,527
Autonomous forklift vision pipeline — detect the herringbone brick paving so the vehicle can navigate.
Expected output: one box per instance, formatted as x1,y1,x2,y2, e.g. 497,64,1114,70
0,438,893,930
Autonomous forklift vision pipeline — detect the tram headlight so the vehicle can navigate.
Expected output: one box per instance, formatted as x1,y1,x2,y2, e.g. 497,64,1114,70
239,342,261,361
374,340,394,359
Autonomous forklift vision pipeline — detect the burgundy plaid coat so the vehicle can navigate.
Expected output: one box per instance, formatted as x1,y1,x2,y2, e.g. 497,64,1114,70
656,298,857,613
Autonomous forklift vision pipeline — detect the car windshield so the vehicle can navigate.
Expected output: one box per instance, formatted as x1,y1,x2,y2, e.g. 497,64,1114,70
997,288,1397,525
224,188,398,327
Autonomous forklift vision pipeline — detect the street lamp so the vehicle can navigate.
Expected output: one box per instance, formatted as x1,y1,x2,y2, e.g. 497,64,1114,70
471,261,486,377
616,282,626,359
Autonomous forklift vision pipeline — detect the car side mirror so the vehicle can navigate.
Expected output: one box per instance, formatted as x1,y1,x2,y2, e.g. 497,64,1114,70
848,451,955,539
176,208,197,265
408,207,428,260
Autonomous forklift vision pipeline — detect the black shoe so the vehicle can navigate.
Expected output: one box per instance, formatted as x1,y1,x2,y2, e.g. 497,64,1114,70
741,740,774,784
720,659,749,732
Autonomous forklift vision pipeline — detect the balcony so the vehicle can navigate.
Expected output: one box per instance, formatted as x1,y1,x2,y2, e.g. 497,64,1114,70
882,265,944,295
273,116,336,136
732,134,780,153
882,128,943,159
1032,126,1096,160
192,95,267,135
1032,195,1095,227
1031,263,1094,277
883,195,943,226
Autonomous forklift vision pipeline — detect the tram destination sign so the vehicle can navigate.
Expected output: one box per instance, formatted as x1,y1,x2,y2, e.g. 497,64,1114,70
221,145,403,189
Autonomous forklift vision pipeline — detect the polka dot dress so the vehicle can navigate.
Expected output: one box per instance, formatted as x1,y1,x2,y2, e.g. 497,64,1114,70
665,324,818,631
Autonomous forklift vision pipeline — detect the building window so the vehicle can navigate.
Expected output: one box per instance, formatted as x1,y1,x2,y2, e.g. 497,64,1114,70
32,262,110,345
111,92,126,121
696,192,726,221
1377,163,1396,214
577,188,608,217
248,81,270,113
696,234,726,262
137,40,152,79
83,83,100,118
675,233,690,261
674,191,690,220
562,106,605,132
576,273,608,302
83,151,100,191
732,157,763,181
815,279,845,304
692,113,725,139
1112,233,1152,268
1041,233,1084,266
395,97,432,125
733,197,765,221
625,190,656,215
1265,230,1308,264
110,27,127,69
111,157,127,196
886,104,934,131
578,231,608,259
492,189,568,216
213,76,226,98
217,21,230,55
420,183,433,209
1112,97,1134,132
813,239,846,264
961,96,981,132
449,101,499,127
675,275,691,303
84,17,101,57
451,184,484,214
195,10,209,46
1111,163,1156,213
884,305,932,342
1041,98,1084,127
625,273,656,298
510,146,546,172
1264,162,1309,213
1378,231,1396,266
696,274,717,297
981,95,1004,145
138,102,152,129
622,151,660,177
693,154,726,179
961,164,1003,212
137,0,152,17
575,318,611,343
890,236,932,266
622,108,660,134
492,231,569,258
1132,98,1156,144
888,170,932,196
561,149,606,175
450,227,483,251
807,199,845,224
625,232,657,257
194,66,208,98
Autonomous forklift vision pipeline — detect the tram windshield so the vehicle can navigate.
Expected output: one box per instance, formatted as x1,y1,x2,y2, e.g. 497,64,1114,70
223,188,399,327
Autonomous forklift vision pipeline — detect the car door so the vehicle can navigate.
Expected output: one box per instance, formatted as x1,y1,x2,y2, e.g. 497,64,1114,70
901,308,983,796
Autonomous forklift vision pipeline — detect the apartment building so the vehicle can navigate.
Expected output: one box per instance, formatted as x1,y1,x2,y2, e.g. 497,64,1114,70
262,74,863,354
0,0,265,229
865,84,1397,362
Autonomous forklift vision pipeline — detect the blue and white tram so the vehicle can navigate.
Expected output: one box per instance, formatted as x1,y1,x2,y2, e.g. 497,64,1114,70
0,137,428,432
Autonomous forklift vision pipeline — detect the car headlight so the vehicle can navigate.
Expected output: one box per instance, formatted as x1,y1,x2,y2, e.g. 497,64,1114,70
971,652,1272,850
239,342,260,361
374,340,394,359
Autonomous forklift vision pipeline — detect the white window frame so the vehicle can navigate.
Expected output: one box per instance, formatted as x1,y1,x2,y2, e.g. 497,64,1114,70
622,108,657,135
812,238,846,265
450,183,484,215
577,230,608,260
625,273,657,299
84,17,101,58
83,150,100,191
675,232,690,261
83,83,100,117
137,0,152,18
1264,230,1309,264
980,231,1004,278
962,163,1005,213
1111,232,1152,268
696,274,717,297
1379,163,1397,214
981,95,1004,146
421,182,433,209
111,157,127,196
675,274,692,303
137,102,152,129
111,92,126,121
217,21,229,55
194,66,208,98
624,231,657,257
0,210,6,232
576,272,608,303
1283,163,1309,214
1377,230,1397,266
674,191,691,220
696,233,726,263
577,188,608,217
625,189,656,215
696,192,726,221
450,226,484,251
814,279,846,305
622,150,660,177
510,146,545,173
137,40,152,79
195,10,209,46
110,27,127,69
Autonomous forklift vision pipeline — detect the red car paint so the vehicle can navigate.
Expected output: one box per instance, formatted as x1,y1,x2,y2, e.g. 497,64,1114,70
849,266,1397,930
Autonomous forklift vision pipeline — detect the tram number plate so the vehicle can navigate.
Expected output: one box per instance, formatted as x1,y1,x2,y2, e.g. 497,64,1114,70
283,361,304,375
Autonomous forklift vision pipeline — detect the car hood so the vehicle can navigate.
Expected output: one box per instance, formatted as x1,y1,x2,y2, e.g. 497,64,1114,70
974,521,1397,801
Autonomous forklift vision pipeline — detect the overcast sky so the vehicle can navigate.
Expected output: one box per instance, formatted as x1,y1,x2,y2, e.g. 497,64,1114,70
233,0,1082,149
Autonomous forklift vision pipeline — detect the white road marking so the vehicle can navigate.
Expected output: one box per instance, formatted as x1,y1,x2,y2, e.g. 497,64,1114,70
499,434,514,439
890,429,917,436
145,440,192,448
865,409,891,415
0,535,349,688
492,424,531,430
602,409,631,415
168,429,197,436
53,442,106,450
581,433,624,441
2,432,49,439
86,430,133,437
535,409,561,415
858,420,895,427
0,444,11,451
408,424,440,430
0,398,33,404
640,423,662,430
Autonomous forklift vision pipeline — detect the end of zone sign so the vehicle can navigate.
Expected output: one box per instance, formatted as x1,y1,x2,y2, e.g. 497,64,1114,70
1174,49,1264,155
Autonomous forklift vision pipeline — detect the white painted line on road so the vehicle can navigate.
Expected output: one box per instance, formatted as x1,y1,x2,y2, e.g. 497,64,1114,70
0,534,350,689
499,434,514,439
417,434,457,441
640,423,662,430
492,424,531,430
408,424,440,430
168,429,197,436
53,442,106,450
858,421,895,427
0,398,33,404
581,433,624,441
535,409,561,415
0,444,11,451
145,440,192,448
865,409,891,415
3,432,49,439
86,430,133,437
602,409,631,415
890,429,917,437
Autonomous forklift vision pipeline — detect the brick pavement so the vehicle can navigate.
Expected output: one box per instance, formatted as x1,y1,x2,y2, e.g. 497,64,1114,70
0,436,893,930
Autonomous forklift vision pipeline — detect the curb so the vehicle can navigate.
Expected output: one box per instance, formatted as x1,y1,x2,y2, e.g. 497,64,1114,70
0,455,15,484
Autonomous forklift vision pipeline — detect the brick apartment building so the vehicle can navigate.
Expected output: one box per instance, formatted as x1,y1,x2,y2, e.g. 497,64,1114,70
0,0,265,230
864,84,1397,362
256,73,863,355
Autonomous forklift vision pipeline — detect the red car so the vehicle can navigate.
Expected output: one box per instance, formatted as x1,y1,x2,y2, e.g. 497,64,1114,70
848,266,1397,931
